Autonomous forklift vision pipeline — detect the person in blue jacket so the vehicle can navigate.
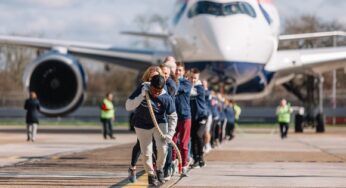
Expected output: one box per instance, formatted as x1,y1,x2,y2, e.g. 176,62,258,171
125,75,177,186
217,94,227,144
160,63,178,179
202,80,213,153
127,66,162,183
225,99,236,140
189,68,208,168
210,91,220,148
171,62,192,176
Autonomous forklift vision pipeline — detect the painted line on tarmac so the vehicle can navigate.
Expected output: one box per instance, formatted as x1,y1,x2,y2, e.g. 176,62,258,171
122,171,148,188
7,156,19,160
0,172,127,178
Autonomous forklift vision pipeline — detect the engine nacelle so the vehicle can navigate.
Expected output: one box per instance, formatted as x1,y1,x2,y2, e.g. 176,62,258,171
23,51,87,116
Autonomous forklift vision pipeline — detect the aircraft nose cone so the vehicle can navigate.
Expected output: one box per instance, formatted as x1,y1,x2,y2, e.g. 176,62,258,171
194,16,250,61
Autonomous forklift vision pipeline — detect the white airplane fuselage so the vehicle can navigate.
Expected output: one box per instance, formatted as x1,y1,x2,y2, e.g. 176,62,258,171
170,0,280,94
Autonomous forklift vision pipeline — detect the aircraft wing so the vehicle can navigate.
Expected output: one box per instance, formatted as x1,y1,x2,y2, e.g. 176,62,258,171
265,46,346,76
0,35,170,69
121,31,170,40
279,31,346,41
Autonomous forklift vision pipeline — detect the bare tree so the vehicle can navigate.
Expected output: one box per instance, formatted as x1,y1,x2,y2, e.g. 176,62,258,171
131,13,169,49
280,15,346,49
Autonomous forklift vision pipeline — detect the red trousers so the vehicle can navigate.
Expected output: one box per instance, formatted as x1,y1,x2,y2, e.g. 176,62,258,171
172,119,191,167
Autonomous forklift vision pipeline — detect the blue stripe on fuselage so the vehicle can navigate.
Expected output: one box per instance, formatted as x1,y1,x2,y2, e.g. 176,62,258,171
185,61,274,94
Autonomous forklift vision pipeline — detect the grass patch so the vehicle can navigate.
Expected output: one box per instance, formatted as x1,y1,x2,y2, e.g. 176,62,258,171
0,119,128,127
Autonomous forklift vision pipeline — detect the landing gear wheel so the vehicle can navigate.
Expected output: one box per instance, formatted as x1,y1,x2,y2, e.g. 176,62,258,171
295,114,304,133
316,113,325,133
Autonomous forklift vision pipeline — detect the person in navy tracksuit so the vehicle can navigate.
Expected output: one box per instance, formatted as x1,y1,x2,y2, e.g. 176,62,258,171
217,94,227,144
127,66,162,183
160,63,178,179
171,62,192,176
188,68,208,168
202,80,213,153
125,75,177,186
224,99,236,140
210,91,220,148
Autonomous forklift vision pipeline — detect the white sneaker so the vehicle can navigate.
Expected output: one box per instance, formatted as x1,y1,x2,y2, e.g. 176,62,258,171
188,157,194,166
206,144,212,153
181,165,189,177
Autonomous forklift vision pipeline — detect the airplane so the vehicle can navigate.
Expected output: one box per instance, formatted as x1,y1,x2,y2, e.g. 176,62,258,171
0,0,346,132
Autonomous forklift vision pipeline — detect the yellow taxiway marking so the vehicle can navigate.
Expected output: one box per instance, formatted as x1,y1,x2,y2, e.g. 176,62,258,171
50,156,60,160
122,172,148,188
8,156,18,160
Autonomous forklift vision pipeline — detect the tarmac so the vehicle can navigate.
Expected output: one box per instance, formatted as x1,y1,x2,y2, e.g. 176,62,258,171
0,126,345,187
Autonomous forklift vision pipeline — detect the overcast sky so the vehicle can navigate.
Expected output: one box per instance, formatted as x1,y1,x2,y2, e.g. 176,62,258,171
0,0,345,47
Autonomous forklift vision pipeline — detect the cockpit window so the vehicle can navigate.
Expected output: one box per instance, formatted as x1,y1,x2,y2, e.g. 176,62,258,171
259,4,272,24
188,1,256,18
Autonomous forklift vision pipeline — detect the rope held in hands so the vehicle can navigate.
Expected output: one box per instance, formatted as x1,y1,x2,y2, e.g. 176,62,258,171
145,91,183,174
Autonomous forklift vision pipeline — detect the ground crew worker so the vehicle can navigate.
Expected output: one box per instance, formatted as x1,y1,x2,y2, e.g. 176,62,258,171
125,75,177,186
24,91,40,142
100,92,115,139
189,68,208,168
233,101,241,128
276,99,292,139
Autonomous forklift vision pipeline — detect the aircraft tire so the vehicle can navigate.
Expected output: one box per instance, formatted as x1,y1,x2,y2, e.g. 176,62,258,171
295,114,303,133
316,113,325,133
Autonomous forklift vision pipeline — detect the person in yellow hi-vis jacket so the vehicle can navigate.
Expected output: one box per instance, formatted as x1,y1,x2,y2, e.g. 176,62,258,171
276,99,292,139
100,92,115,139
233,102,241,126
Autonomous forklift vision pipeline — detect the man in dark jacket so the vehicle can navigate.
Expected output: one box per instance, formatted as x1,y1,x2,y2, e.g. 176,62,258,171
24,91,40,142
189,68,208,168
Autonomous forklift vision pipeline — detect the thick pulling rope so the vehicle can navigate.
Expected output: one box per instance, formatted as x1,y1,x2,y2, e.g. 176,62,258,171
145,91,183,174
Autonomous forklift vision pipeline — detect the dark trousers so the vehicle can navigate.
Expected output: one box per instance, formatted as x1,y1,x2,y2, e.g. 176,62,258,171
131,140,141,167
214,120,221,143
101,118,113,138
164,144,173,173
226,122,235,137
210,119,219,147
191,118,207,162
219,119,226,143
279,122,289,138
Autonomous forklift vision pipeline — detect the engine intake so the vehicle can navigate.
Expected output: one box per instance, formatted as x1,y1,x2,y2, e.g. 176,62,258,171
23,51,87,116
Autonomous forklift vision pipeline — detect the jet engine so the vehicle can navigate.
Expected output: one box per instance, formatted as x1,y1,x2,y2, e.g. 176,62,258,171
23,51,87,116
